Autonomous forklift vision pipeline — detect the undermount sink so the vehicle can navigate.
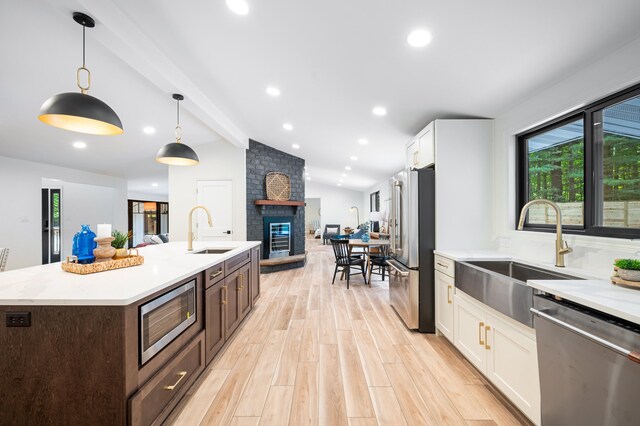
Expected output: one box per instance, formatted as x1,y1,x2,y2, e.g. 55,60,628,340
464,260,582,282
455,260,584,327
192,248,234,254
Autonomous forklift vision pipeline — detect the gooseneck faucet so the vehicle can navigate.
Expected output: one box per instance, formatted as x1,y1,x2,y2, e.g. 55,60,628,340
187,205,213,251
517,199,572,267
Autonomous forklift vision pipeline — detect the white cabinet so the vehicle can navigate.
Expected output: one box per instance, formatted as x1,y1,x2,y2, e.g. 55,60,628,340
435,270,454,342
405,122,434,169
454,291,541,425
453,293,487,371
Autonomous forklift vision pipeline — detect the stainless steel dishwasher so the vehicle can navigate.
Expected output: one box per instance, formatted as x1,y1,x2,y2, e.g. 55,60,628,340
532,294,640,425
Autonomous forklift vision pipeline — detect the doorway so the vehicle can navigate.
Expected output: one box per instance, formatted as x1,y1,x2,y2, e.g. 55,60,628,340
128,200,169,247
41,188,61,264
305,197,321,239
196,180,233,241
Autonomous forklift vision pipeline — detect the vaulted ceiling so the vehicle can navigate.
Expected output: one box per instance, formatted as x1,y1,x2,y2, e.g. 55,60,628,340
2,0,640,193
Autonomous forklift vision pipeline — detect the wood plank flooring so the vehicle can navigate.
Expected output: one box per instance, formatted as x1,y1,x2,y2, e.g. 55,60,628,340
170,240,525,426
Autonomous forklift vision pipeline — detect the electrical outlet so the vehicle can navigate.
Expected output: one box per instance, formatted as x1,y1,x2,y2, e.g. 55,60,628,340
6,312,31,327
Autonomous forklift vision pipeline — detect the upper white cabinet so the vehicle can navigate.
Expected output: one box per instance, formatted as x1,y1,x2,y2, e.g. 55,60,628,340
406,121,434,169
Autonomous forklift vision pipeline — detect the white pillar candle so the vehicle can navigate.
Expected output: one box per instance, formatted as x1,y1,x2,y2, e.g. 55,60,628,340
97,224,112,239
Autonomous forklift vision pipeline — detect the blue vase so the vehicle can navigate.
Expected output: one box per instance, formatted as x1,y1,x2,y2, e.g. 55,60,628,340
72,225,97,264
361,230,370,242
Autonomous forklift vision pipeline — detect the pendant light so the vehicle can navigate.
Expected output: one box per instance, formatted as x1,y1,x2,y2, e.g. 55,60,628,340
38,12,123,136
155,94,199,166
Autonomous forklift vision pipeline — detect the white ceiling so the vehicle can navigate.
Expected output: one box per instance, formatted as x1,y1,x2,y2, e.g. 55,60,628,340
3,0,640,192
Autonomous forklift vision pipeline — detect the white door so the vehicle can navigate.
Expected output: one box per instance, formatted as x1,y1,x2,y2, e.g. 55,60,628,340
196,180,233,241
435,270,454,342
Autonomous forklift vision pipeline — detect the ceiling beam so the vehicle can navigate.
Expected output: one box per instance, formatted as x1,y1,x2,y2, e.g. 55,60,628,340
72,0,249,149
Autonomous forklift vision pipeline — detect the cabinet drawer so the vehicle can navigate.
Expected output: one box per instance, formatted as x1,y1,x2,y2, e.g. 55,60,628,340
434,255,455,277
129,331,205,426
205,263,225,289
225,250,251,274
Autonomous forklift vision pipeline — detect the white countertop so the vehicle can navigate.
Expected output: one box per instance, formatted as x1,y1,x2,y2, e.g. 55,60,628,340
0,241,260,306
435,249,640,325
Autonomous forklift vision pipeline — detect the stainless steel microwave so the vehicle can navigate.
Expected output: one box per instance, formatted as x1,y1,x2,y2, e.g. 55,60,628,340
140,280,196,365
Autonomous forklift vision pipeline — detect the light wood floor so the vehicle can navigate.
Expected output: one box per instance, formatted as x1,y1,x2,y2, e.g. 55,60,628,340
170,241,526,426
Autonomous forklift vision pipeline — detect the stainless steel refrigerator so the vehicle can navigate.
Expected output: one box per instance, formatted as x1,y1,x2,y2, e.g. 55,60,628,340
387,167,435,332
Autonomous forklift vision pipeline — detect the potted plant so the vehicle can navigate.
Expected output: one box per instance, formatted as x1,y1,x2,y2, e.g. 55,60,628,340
111,230,132,259
614,258,640,281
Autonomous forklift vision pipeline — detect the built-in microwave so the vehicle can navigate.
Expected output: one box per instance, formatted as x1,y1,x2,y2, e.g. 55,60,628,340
139,280,197,365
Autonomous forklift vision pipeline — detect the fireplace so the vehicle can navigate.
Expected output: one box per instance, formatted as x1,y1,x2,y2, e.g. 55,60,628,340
268,222,291,258
263,216,295,259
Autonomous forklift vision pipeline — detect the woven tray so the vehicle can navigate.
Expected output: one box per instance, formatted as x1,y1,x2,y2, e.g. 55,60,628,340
611,266,640,289
61,252,144,275
266,172,291,201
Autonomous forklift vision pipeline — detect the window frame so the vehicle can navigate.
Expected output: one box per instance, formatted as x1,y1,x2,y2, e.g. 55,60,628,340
516,81,640,239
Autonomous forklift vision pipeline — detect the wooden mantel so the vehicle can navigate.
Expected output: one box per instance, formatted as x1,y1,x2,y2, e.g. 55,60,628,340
254,199,304,214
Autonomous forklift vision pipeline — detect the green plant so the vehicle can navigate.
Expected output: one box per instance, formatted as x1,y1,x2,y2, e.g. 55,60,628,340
111,230,132,249
614,258,640,271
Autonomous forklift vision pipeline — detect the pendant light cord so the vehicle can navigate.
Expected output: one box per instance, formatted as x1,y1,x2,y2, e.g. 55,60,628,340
175,98,182,143
76,24,90,93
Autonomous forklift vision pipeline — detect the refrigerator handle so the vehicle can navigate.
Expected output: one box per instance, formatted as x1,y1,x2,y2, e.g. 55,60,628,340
394,181,402,251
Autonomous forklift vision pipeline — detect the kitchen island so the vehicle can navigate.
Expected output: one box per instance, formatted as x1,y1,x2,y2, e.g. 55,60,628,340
0,241,261,425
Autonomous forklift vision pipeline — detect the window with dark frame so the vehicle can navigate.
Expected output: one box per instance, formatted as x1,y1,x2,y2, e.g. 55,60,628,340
516,82,640,239
370,191,380,212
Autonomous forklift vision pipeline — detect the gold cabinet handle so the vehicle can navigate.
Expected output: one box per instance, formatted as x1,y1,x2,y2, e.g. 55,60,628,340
237,274,244,291
163,371,187,391
447,285,452,304
210,270,223,280
222,286,228,304
484,325,491,350
479,322,485,346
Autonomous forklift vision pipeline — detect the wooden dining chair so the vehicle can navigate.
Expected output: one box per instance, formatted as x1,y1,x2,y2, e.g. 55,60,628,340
330,239,367,289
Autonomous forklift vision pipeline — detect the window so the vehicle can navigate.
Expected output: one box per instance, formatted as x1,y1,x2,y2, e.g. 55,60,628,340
517,83,640,238
370,191,380,212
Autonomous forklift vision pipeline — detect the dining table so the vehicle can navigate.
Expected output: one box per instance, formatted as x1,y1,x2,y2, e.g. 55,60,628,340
347,238,391,281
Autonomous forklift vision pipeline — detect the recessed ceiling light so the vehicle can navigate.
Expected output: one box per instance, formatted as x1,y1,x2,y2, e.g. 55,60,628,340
372,106,387,116
407,29,432,47
350,156,358,161
151,182,159,187
283,123,293,131
73,141,87,149
337,183,342,187
306,177,311,181
305,172,309,176
358,138,368,145
266,86,280,97
339,179,343,183
226,0,249,15
345,166,352,171
143,126,156,135
292,144,300,149
341,173,347,177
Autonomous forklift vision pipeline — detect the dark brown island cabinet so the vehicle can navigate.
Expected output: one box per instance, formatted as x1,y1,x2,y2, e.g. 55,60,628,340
0,246,260,426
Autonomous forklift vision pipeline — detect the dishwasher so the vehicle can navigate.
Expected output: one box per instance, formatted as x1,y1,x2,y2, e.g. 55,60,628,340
531,294,640,425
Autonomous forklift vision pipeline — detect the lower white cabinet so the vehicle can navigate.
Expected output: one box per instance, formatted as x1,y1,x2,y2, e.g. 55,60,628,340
454,291,541,425
434,270,454,341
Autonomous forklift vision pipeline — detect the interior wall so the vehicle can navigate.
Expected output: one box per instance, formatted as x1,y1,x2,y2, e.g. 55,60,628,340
493,36,640,278
305,181,365,233
127,191,168,202
169,139,247,242
363,174,395,231
0,156,127,271
305,198,321,233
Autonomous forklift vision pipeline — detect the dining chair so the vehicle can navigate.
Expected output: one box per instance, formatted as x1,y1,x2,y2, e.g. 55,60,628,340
368,235,390,282
0,248,9,272
330,239,367,289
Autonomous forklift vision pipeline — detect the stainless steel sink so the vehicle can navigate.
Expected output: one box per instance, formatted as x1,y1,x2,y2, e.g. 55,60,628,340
455,260,583,327
192,248,233,254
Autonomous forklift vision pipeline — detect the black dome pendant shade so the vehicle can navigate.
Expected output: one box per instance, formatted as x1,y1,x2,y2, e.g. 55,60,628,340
38,12,123,136
156,94,199,166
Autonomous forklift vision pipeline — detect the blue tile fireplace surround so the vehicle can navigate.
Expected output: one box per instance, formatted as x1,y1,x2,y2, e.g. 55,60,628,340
246,140,305,272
